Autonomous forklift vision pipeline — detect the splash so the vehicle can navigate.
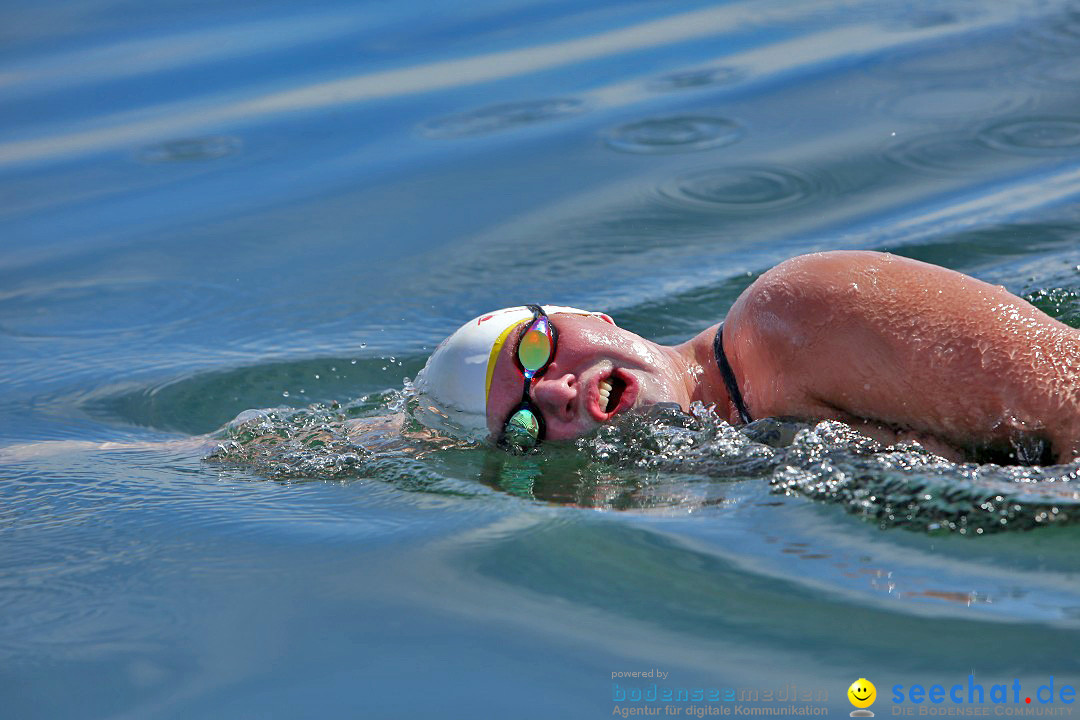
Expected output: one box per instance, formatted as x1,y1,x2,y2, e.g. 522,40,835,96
204,390,1079,534
203,390,486,497
205,401,373,479
576,403,1080,534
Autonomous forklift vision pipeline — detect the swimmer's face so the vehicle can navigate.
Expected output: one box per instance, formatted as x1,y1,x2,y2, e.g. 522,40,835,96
486,313,690,441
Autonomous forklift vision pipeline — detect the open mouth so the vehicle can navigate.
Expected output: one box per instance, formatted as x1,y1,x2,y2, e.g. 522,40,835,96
598,375,627,414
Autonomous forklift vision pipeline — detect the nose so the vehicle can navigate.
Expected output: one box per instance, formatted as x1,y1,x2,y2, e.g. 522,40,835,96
531,372,578,423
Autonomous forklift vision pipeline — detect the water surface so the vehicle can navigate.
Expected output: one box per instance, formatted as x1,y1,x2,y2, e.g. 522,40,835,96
3,0,1080,717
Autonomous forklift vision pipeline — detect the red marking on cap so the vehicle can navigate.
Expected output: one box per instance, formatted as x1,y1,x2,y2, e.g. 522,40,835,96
477,315,494,325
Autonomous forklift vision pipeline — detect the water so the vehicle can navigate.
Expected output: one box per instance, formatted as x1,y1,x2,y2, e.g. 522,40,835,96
4,0,1080,716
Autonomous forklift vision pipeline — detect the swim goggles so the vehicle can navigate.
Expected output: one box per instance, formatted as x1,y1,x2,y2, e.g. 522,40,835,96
500,304,558,451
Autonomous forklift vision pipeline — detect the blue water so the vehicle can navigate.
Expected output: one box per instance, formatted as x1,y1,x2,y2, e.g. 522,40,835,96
4,0,1080,717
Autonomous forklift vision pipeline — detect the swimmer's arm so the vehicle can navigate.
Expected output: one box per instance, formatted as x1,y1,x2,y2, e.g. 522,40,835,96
345,413,468,455
345,413,405,450
727,250,1080,460
0,436,216,461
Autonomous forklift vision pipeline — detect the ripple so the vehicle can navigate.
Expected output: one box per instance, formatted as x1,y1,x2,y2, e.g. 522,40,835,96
657,164,823,213
421,98,584,138
1019,6,1080,55
978,117,1080,155
604,116,743,154
136,135,241,163
882,88,1030,123
85,357,420,435
0,279,237,339
892,10,960,29
1025,58,1080,87
869,42,1034,80
883,131,1002,176
0,534,178,659
649,66,743,91
0,581,105,657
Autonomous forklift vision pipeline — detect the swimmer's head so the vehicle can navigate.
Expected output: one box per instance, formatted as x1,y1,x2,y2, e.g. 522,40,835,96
413,305,614,439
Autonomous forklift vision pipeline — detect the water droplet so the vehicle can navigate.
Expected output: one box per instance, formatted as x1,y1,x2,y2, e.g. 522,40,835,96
605,116,743,154
282,391,290,397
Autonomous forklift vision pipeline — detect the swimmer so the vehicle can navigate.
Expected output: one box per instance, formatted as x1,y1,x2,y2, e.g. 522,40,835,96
4,251,1078,467
415,251,1080,464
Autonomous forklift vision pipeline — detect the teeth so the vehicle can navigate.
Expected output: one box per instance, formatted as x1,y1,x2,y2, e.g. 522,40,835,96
598,379,613,412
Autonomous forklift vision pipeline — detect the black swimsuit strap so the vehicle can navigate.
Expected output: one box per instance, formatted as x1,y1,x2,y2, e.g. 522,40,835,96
714,324,753,425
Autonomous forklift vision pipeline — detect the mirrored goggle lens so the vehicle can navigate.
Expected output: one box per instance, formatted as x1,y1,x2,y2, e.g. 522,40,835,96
504,408,541,447
517,317,553,374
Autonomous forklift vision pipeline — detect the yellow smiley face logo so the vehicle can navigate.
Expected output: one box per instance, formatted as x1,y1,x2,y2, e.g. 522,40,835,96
848,678,876,708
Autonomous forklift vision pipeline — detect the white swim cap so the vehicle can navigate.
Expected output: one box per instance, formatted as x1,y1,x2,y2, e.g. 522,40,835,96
413,305,615,438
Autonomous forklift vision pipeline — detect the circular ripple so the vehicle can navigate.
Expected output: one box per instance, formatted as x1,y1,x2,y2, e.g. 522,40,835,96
882,88,1030,122
605,116,743,154
658,165,822,213
421,98,584,138
650,66,743,91
137,136,241,163
978,117,1080,155
884,131,1002,176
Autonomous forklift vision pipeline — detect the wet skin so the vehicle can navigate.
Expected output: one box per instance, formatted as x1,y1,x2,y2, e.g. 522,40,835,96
485,311,732,440
487,251,1080,463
